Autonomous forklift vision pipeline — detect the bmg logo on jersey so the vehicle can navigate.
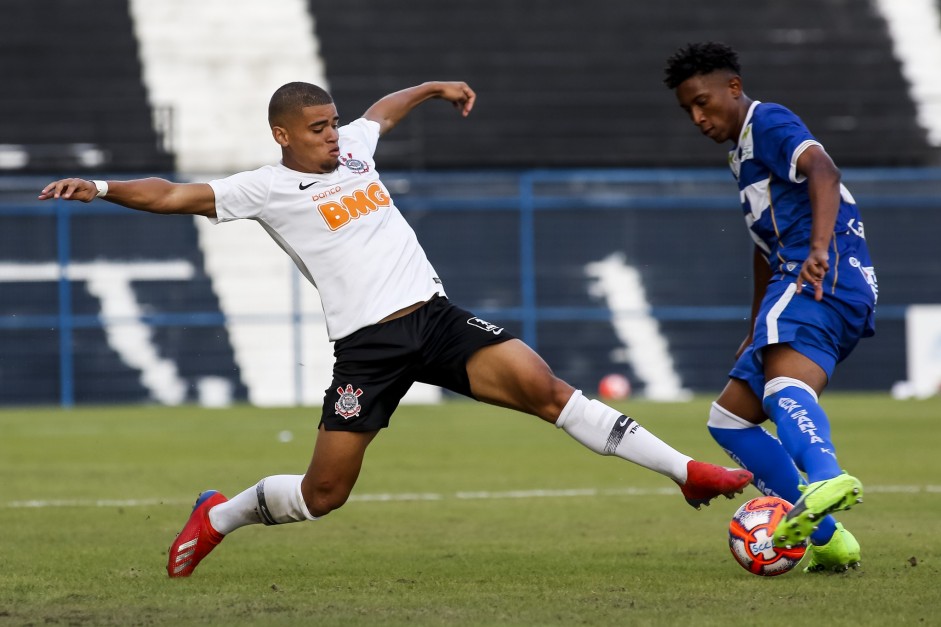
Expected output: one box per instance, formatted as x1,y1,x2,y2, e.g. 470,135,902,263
467,317,503,335
318,181,391,230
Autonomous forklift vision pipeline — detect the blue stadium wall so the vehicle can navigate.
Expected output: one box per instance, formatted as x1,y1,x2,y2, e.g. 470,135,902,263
0,191,249,406
2,0,940,404
2,169,939,405
394,170,939,395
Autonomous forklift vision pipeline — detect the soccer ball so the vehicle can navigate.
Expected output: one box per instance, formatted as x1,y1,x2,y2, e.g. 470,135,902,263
598,373,631,400
728,496,807,576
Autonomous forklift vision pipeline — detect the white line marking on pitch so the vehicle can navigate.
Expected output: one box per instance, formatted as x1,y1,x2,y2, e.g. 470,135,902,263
5,484,939,509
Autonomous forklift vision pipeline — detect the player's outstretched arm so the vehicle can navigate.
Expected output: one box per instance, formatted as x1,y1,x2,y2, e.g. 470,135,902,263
38,177,217,218
363,81,476,136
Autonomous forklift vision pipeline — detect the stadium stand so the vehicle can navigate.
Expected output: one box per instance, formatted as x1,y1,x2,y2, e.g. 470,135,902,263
2,1,936,172
307,0,937,169
0,2,253,405
0,199,248,405
1,0,940,405
0,0,173,172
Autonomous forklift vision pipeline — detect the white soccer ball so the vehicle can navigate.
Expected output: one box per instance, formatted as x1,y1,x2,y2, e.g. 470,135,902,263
728,496,806,576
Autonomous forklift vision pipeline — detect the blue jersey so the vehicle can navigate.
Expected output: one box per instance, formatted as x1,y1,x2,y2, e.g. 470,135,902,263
729,101,878,312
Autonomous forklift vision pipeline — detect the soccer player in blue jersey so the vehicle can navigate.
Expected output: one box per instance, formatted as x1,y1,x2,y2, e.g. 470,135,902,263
664,42,878,572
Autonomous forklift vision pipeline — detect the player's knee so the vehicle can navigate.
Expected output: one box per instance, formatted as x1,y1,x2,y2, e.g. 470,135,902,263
709,402,750,429
533,376,576,421
512,374,562,421
305,491,349,518
301,479,352,517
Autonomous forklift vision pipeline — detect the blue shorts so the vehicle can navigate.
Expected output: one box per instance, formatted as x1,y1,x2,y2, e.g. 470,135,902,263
730,279,875,398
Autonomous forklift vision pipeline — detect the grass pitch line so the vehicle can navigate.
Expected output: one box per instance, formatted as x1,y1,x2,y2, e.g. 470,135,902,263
453,487,678,499
4,488,669,509
7,497,192,509
6,484,939,509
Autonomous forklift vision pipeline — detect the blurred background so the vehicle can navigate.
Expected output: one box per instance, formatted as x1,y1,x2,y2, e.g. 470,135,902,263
1,0,940,408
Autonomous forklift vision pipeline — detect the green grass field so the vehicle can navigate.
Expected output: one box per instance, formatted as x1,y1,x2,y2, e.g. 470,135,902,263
1,394,939,626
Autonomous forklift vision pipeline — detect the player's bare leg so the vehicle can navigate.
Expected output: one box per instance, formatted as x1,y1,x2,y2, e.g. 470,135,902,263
762,345,828,395
466,339,573,421
466,340,751,508
167,427,376,577
715,378,766,424
300,427,379,517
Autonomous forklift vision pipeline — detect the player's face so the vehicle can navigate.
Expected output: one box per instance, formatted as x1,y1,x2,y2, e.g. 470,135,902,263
675,72,744,144
273,104,341,173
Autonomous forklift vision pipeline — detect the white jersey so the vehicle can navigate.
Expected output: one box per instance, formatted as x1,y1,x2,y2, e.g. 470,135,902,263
208,118,446,340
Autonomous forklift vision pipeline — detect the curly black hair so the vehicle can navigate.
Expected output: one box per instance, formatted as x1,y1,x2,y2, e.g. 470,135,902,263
663,42,741,89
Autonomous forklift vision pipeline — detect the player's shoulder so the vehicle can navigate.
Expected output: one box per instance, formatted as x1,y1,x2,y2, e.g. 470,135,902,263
340,118,381,139
339,118,381,160
211,164,277,189
751,102,804,129
341,117,380,131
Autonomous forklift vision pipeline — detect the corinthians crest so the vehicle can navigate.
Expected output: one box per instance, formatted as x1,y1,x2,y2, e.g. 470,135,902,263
339,152,369,174
335,384,364,419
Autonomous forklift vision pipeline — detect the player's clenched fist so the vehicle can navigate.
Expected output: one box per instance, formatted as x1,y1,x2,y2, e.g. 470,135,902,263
438,81,476,117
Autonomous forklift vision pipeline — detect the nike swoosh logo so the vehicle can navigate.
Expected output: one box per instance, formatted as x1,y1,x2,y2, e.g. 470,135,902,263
618,416,630,427
299,181,319,190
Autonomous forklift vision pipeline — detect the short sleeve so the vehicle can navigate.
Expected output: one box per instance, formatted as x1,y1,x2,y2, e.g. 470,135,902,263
207,167,274,223
339,118,381,158
752,105,819,183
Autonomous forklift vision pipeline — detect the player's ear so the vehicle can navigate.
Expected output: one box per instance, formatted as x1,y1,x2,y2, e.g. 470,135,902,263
271,125,289,147
729,75,743,98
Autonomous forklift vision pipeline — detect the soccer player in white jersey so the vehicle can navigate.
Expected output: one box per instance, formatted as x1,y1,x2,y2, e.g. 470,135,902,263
40,80,751,577
664,43,877,572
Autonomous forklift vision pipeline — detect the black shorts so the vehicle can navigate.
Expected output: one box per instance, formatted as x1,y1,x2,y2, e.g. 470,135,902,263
320,296,515,431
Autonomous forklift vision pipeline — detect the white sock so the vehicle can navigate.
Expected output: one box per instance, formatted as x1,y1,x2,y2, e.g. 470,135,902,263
556,390,691,482
208,474,316,535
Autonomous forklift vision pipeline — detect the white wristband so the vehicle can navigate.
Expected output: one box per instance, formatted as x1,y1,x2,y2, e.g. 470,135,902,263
92,180,109,198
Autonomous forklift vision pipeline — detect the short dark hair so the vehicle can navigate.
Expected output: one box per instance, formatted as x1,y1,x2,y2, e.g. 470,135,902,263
663,42,741,89
268,82,334,126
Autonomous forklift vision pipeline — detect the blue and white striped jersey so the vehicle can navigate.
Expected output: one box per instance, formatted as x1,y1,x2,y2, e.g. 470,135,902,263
728,101,877,308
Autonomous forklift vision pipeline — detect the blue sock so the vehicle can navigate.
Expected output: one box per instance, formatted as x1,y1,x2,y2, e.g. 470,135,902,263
708,402,837,544
762,377,843,483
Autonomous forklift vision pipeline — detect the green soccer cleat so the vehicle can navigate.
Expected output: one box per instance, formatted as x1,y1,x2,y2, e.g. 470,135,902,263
773,473,863,549
803,523,861,573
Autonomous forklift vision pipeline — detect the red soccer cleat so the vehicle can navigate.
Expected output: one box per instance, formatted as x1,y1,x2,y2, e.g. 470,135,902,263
167,490,227,578
678,461,752,510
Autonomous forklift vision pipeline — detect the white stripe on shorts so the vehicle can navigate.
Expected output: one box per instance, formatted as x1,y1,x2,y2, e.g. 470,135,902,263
766,282,797,344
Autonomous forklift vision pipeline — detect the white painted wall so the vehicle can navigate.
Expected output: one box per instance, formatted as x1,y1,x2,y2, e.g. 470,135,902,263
128,0,328,172
874,0,941,146
129,1,440,406
585,253,692,401
190,213,333,407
